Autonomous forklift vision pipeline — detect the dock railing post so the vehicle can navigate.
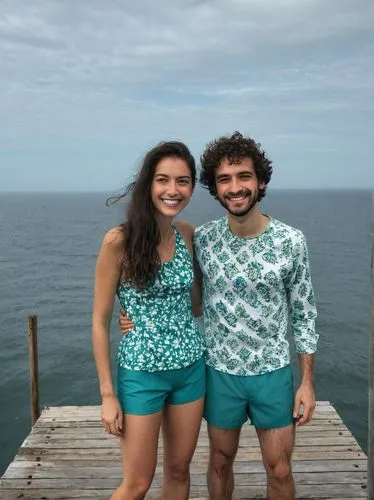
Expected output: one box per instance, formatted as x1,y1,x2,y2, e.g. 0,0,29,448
369,195,374,500
28,314,40,426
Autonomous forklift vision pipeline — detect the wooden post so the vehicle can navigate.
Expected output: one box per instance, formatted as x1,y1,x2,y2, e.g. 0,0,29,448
28,315,40,425
369,197,374,500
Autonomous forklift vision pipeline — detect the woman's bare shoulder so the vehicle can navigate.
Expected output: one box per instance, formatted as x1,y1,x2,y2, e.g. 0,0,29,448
102,225,126,249
174,220,195,238
174,220,196,254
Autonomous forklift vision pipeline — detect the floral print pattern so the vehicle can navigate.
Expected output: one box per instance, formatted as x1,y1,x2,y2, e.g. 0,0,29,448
117,227,204,371
194,216,318,376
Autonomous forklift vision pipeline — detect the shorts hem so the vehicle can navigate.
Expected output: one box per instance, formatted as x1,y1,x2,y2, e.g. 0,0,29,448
252,418,294,430
120,406,163,416
118,354,205,373
203,416,247,430
168,390,206,406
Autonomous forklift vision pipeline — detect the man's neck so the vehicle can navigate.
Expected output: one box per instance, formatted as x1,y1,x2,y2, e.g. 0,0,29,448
227,205,269,239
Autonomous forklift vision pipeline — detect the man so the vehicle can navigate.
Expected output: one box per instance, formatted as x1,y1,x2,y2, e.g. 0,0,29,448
120,132,318,500
194,132,318,500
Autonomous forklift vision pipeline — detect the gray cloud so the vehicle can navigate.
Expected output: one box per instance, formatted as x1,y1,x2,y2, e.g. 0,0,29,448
0,0,373,190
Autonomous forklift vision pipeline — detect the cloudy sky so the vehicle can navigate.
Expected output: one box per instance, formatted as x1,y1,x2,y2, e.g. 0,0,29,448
1,0,373,191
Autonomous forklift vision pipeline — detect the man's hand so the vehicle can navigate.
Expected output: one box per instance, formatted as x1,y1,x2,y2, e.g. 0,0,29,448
293,381,316,426
119,307,135,335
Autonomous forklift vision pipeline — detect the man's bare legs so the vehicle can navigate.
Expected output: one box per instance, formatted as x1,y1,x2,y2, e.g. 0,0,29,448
207,425,241,500
256,424,295,500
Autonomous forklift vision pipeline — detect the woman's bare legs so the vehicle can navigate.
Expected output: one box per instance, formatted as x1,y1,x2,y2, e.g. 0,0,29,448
162,398,204,500
111,411,162,500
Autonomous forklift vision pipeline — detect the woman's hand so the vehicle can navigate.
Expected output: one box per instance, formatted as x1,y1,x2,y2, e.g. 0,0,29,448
101,395,123,437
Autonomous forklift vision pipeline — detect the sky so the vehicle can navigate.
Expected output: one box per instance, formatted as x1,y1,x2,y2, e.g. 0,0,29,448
0,0,373,192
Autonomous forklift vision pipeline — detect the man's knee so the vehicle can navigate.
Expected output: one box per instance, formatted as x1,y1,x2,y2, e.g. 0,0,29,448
265,459,292,481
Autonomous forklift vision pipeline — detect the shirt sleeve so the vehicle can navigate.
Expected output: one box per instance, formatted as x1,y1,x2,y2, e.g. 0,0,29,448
286,231,318,354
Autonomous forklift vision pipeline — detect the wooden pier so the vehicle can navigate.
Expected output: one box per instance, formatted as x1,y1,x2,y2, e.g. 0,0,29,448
0,401,368,499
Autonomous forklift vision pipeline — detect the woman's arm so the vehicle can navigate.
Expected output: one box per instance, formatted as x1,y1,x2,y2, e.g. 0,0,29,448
175,220,202,317
191,256,203,317
92,227,124,435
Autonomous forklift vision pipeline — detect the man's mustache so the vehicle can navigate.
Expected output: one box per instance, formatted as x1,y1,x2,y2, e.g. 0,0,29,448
224,189,252,199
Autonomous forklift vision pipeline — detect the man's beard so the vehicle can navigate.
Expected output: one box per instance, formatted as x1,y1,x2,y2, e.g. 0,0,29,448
216,188,259,217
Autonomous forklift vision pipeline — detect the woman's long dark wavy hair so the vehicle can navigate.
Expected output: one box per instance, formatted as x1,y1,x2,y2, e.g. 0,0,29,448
108,141,196,290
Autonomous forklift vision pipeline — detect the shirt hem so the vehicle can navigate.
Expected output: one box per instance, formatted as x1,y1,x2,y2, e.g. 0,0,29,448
117,351,205,373
205,359,290,376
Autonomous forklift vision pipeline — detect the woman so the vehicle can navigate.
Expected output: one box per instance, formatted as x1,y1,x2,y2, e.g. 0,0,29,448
92,141,205,500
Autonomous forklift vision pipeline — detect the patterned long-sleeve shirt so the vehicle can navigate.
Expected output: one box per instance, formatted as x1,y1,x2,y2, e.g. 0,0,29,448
193,216,318,376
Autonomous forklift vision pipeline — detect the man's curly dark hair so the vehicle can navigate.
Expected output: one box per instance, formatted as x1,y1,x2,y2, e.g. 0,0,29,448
200,131,273,201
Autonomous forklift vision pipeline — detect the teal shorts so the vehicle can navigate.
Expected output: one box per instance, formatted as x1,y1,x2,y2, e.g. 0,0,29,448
204,364,294,429
117,356,206,415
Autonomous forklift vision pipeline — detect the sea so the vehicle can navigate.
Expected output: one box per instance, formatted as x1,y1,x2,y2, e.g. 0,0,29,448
0,189,371,475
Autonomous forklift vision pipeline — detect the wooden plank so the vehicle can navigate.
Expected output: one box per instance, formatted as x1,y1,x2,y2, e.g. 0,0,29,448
0,495,368,500
30,424,351,434
0,485,368,499
2,462,367,480
29,429,353,441
0,490,113,499
0,470,368,488
15,441,365,454
21,435,359,449
32,422,349,433
38,406,341,418
13,448,366,467
1,402,369,499
18,443,359,455
4,459,368,475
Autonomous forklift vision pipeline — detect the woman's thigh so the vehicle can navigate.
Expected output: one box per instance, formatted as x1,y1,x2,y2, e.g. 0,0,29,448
162,397,204,469
120,411,163,482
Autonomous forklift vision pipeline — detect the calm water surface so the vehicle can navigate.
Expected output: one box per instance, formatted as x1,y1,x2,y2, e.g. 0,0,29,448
0,189,371,474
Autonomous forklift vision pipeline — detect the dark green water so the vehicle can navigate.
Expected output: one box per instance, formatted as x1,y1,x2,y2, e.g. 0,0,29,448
0,189,371,475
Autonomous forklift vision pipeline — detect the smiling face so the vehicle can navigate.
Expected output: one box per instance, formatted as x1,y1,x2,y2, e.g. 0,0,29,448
215,157,265,217
151,156,194,218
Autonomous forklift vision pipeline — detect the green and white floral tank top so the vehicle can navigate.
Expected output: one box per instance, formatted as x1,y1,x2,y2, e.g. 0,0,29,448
116,227,204,372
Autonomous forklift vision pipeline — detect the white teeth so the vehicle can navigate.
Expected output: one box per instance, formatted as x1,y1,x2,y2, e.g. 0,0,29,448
162,199,180,206
229,196,245,201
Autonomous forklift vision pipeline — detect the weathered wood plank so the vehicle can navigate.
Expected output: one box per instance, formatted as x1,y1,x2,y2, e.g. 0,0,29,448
30,424,351,435
1,471,369,486
3,459,368,476
0,470,368,488
0,484,368,499
0,495,366,500
13,446,366,461
21,435,359,449
1,402,369,499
